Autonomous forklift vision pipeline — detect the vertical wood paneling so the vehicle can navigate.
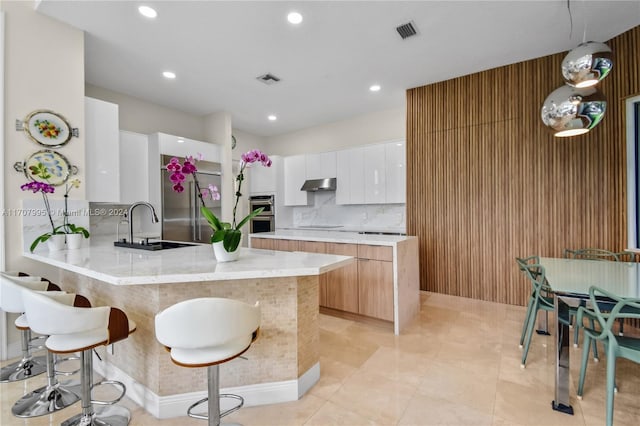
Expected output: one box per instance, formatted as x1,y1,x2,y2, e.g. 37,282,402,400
407,25,640,306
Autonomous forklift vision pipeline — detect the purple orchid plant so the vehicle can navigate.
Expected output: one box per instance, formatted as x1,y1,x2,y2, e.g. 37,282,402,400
165,149,272,252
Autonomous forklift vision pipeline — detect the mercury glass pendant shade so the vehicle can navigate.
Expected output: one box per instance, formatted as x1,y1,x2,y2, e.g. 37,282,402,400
561,41,613,88
541,84,607,137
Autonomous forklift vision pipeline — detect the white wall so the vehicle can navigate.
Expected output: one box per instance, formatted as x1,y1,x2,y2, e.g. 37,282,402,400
2,0,85,358
85,84,206,141
265,107,405,156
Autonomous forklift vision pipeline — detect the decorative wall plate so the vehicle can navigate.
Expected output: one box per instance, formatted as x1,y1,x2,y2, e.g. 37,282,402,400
23,110,73,148
14,150,78,186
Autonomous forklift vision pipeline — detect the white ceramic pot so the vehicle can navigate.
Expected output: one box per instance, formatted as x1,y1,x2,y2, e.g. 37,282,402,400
46,234,66,251
212,241,240,262
66,233,84,249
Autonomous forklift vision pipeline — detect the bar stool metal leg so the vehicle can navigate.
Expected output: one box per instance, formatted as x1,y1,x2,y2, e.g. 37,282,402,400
11,349,80,417
61,349,131,426
0,329,47,383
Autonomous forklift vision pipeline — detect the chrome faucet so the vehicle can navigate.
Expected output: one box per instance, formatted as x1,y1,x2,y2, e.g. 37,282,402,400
127,202,159,244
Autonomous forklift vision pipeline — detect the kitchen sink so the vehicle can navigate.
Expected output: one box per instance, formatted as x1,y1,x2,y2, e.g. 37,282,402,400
113,240,197,251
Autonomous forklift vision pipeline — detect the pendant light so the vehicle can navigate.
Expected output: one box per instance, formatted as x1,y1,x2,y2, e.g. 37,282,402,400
541,84,607,137
562,41,613,88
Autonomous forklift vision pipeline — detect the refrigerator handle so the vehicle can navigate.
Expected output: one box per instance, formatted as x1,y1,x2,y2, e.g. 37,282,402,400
196,192,202,241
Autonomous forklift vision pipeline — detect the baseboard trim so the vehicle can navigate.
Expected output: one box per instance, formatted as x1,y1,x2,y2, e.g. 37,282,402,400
92,353,320,419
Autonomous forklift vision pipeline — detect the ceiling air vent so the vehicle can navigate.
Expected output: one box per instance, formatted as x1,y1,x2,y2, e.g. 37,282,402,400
396,21,417,39
256,73,281,85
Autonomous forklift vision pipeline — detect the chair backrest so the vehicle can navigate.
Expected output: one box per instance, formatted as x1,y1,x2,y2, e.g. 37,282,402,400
155,297,260,350
0,274,50,313
22,289,110,337
515,258,553,301
564,248,629,262
586,286,640,342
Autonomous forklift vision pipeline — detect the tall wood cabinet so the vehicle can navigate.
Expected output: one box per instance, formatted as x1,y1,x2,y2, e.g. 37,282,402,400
357,245,394,321
325,242,359,313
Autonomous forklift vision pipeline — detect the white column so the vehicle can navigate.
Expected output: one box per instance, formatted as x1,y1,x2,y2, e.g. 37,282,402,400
203,112,233,223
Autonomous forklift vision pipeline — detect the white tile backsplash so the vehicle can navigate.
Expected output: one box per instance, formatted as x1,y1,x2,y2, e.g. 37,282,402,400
291,191,405,233
22,198,90,252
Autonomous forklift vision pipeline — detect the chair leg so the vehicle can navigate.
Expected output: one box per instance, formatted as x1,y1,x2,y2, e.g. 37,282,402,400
521,305,539,368
589,319,599,361
519,297,535,348
0,329,47,382
208,365,221,426
61,349,130,426
573,316,580,347
618,318,624,336
577,334,591,399
605,346,617,426
11,350,80,417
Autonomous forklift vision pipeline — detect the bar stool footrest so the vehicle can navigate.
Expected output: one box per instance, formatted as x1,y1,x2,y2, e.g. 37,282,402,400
187,393,244,420
54,354,82,376
90,380,127,406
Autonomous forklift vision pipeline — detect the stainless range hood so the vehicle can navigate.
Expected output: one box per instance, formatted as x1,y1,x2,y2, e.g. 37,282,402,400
300,178,337,192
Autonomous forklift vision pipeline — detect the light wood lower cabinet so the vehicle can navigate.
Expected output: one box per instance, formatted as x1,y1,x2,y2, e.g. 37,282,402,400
275,239,299,252
325,243,359,313
357,258,393,321
299,241,328,306
251,237,275,250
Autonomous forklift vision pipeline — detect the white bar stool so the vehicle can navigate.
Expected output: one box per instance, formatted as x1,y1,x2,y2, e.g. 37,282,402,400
155,298,261,426
0,273,51,382
22,289,137,426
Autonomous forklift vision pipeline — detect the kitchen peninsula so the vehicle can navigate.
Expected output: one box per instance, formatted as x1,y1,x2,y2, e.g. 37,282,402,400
250,230,419,335
24,243,353,419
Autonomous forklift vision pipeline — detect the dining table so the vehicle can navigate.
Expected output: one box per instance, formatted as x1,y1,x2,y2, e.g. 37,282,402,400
539,257,640,415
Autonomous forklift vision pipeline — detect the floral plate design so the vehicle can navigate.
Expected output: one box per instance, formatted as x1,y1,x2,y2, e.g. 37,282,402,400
16,150,78,186
23,110,73,148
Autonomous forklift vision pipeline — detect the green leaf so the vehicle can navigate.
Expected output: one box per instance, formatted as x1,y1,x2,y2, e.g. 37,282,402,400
200,206,222,231
223,229,242,252
30,234,50,252
236,207,264,230
211,229,226,243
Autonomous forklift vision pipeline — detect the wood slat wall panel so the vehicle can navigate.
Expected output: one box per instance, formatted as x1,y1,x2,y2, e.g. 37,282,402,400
407,25,640,306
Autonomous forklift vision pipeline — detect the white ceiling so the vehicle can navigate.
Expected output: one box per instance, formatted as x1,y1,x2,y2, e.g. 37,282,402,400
36,0,640,137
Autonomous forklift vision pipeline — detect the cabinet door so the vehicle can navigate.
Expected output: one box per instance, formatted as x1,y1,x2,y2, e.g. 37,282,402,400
363,144,386,204
119,131,149,204
251,237,275,250
385,141,406,204
358,259,393,321
336,147,365,205
249,160,277,194
284,155,308,206
299,241,327,306
275,239,300,252
85,97,120,202
325,243,359,313
306,152,337,179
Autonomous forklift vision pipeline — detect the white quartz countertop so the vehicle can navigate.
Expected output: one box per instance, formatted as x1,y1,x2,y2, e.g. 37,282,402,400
249,229,416,246
23,242,354,285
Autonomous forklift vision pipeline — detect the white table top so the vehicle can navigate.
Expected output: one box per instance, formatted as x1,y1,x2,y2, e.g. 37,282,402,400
24,242,354,286
540,257,640,298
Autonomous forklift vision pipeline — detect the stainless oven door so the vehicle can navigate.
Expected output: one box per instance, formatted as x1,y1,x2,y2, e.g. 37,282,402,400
249,195,274,215
250,216,275,233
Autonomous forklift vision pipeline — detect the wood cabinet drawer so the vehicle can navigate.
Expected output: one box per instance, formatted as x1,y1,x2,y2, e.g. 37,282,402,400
326,242,358,256
357,244,393,262
298,240,327,253
251,238,275,250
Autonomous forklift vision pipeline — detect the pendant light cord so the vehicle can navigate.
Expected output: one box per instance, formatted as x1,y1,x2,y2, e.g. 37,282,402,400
567,0,573,40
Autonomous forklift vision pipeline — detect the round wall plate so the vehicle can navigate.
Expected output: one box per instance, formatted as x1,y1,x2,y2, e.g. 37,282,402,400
20,150,77,186
232,135,237,150
23,110,73,148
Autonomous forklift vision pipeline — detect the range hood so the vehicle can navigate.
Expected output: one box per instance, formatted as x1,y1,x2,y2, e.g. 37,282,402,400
300,178,337,192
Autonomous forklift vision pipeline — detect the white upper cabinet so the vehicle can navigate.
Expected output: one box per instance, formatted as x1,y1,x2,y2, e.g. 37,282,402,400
336,147,365,205
85,97,120,202
119,131,149,204
305,152,337,179
283,155,308,206
384,140,406,204
363,144,386,204
249,154,279,194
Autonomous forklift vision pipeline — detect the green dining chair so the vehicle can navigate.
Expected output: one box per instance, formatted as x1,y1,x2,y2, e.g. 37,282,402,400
576,286,640,426
564,248,631,354
515,258,564,368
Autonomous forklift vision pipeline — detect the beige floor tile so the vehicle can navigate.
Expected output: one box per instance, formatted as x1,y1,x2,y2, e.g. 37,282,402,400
224,393,325,426
398,392,493,426
328,369,417,424
304,401,383,426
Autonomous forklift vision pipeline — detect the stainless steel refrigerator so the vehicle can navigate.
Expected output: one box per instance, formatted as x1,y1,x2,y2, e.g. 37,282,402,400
161,155,222,244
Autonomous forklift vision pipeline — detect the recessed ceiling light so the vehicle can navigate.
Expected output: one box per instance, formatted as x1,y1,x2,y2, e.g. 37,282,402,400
177,138,184,144
138,6,157,19
163,71,176,79
287,12,303,24
268,115,277,121
369,84,381,92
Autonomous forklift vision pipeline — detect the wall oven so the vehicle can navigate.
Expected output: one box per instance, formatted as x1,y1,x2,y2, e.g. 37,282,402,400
249,195,275,233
